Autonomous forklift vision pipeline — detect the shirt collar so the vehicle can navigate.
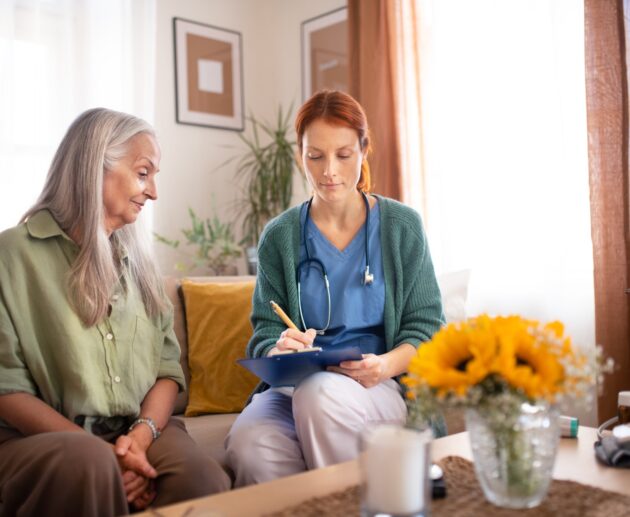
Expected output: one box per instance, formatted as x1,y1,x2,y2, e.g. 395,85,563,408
26,209,130,262
26,209,75,244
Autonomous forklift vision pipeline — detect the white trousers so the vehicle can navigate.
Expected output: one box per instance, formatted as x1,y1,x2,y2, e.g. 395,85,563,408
225,371,407,487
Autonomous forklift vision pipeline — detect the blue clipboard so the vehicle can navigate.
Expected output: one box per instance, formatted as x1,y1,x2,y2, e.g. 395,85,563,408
237,344,363,387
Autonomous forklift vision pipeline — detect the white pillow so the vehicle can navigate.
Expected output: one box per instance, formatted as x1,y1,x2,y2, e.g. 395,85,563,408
437,270,471,323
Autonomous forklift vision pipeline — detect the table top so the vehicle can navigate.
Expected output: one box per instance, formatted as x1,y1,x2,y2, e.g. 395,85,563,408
140,426,630,517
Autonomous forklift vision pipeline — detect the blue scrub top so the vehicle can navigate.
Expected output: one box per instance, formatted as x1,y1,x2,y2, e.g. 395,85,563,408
298,198,386,355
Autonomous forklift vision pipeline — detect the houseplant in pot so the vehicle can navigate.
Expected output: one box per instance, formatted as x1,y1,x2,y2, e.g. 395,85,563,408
231,105,300,274
155,207,242,276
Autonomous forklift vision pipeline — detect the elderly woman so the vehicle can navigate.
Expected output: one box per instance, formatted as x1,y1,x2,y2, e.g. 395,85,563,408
226,90,444,487
0,108,229,516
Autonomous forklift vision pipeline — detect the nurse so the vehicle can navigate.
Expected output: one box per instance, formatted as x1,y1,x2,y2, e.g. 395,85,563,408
226,90,444,487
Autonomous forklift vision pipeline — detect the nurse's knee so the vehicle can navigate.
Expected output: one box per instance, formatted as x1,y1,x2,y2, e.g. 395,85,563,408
227,420,301,485
293,372,359,424
227,422,277,468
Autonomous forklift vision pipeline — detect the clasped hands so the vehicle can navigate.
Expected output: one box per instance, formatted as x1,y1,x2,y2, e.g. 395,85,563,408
111,424,157,510
271,328,386,389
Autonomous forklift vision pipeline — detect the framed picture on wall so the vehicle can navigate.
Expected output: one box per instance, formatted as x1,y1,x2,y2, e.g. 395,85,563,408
301,7,348,101
173,17,244,131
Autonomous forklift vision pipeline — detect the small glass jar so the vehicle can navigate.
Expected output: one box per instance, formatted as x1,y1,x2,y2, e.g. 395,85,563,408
618,391,630,424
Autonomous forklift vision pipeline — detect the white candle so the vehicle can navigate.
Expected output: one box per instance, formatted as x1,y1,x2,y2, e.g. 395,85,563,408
360,424,431,515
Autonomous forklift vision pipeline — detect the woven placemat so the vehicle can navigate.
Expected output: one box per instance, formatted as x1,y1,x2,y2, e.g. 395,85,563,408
266,456,630,517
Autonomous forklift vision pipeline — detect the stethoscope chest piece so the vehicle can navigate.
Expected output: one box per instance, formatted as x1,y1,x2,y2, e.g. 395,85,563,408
363,266,374,286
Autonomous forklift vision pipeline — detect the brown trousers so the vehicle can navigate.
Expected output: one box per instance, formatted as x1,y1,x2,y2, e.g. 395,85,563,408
0,418,230,517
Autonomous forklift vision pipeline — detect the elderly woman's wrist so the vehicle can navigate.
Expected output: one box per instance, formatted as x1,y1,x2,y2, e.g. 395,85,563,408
128,426,153,451
128,416,161,447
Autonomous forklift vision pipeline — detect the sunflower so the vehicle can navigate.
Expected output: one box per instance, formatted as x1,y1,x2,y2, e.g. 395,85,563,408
405,316,497,397
404,313,604,413
490,316,565,399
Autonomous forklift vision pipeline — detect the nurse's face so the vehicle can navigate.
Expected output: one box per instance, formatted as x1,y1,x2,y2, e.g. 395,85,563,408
301,118,364,206
102,133,160,235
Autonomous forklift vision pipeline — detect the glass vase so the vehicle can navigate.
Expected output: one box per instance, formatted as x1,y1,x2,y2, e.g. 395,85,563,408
465,402,559,509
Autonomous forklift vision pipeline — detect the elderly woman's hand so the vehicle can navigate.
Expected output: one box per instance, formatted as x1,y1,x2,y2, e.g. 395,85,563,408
329,354,387,388
113,431,157,479
268,328,317,356
131,482,157,510
110,434,157,508
121,469,156,508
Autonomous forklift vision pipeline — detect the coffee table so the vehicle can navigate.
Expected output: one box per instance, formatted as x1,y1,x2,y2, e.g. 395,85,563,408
141,426,630,516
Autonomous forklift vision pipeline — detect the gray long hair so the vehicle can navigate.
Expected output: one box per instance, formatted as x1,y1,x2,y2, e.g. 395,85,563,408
22,108,167,327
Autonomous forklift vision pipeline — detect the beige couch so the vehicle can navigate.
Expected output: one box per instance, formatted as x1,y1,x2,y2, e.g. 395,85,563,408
164,273,466,476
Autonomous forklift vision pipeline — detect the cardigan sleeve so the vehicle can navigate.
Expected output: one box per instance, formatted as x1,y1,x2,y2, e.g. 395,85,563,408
246,226,292,359
393,209,445,349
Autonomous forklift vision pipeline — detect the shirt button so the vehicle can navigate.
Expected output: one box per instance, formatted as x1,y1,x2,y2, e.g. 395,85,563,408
114,376,121,383
106,333,113,340
112,294,119,301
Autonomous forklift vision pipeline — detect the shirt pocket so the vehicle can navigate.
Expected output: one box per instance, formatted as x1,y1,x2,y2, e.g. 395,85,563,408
131,315,164,397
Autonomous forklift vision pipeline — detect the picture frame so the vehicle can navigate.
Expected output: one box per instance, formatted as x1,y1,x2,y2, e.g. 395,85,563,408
173,17,244,131
301,7,348,101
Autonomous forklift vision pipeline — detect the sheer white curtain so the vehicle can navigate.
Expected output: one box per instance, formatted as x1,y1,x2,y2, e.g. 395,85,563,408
414,2,593,354
0,0,156,232
390,0,426,217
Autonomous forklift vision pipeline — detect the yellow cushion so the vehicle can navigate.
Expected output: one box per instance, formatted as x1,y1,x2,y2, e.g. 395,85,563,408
181,280,259,416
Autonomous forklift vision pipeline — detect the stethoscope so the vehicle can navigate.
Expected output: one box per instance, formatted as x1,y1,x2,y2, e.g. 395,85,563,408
297,191,374,335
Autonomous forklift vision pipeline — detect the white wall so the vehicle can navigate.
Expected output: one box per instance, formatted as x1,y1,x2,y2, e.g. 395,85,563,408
153,0,344,275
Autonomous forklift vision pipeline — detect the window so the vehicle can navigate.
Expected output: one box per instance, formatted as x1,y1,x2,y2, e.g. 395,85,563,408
0,0,156,231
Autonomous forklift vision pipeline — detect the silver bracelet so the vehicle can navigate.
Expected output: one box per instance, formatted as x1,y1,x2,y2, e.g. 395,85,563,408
128,417,161,440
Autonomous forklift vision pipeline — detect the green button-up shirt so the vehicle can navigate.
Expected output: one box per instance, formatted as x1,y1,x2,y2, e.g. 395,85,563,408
0,210,185,434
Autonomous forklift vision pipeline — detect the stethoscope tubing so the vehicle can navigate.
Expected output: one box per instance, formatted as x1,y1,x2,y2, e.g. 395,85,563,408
297,191,373,334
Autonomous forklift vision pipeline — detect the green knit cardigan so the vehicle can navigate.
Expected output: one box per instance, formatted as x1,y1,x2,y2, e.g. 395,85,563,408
247,196,445,359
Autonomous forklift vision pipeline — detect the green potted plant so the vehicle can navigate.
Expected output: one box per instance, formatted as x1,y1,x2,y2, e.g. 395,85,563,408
155,207,242,276
232,105,300,273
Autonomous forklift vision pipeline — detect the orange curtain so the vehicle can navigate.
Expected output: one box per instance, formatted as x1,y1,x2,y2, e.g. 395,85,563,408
348,0,404,200
584,0,630,421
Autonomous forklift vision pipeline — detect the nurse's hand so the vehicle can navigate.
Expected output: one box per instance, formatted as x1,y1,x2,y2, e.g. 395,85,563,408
268,328,317,356
330,354,387,388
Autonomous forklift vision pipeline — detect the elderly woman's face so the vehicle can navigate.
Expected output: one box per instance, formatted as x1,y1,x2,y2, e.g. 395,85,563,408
102,133,160,234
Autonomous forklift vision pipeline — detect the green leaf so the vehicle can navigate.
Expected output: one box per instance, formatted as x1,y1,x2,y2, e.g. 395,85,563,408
154,203,242,275
153,232,180,248
220,104,299,246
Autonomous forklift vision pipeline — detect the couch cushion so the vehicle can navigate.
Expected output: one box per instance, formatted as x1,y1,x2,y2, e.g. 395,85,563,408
165,276,254,415
176,413,238,469
182,280,259,416
437,270,471,323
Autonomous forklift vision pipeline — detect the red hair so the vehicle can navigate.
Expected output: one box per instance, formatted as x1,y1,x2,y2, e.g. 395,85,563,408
295,90,372,192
